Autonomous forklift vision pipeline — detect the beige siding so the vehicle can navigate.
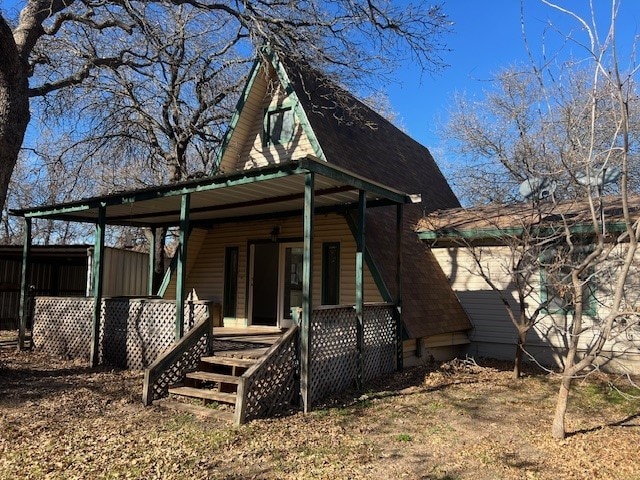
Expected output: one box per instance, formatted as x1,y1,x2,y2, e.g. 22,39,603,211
161,228,209,300
433,246,523,346
432,245,640,373
162,214,382,325
218,65,315,175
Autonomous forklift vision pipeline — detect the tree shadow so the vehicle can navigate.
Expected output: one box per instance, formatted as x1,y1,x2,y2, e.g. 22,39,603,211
568,411,640,437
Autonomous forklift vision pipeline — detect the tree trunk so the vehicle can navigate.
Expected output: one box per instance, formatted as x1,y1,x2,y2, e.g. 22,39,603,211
513,331,526,379
552,375,572,439
0,17,30,214
152,226,167,293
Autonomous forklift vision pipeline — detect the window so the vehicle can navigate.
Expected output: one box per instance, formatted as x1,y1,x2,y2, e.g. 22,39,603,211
540,248,597,316
264,106,295,146
322,242,340,305
223,247,239,318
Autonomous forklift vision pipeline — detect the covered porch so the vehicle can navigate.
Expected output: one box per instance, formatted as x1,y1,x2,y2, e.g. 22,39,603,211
11,156,416,416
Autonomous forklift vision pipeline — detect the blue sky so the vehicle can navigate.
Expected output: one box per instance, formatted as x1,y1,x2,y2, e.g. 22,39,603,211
2,0,638,157
387,1,640,154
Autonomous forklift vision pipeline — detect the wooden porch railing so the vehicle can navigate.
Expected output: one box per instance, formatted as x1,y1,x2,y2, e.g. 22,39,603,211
142,309,214,406
235,325,300,424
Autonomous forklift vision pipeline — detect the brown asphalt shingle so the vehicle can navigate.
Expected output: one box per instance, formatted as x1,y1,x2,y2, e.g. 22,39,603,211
283,60,472,338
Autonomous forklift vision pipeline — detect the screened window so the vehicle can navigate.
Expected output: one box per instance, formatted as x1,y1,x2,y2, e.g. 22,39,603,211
265,106,295,145
322,242,340,305
223,247,239,318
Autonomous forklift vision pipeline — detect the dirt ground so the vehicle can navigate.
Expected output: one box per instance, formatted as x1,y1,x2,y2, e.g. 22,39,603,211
1,345,640,480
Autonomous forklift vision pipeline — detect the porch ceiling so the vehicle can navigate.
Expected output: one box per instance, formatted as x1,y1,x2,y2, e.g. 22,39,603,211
11,156,419,227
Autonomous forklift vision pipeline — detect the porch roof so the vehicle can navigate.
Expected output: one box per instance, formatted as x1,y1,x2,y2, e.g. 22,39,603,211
11,156,419,227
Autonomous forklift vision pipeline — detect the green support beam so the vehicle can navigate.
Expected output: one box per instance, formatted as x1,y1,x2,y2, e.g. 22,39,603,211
17,218,32,351
301,172,315,413
90,205,106,367
175,194,191,340
355,190,366,390
396,204,404,370
147,227,157,296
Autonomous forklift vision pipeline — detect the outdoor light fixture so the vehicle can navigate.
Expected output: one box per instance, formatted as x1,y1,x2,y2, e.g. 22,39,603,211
270,226,281,242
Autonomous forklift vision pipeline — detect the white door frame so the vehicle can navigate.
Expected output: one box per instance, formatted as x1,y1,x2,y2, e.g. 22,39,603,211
247,241,303,328
277,242,303,329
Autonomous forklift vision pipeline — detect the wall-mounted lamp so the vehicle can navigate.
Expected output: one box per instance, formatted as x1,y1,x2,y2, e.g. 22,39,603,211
270,226,281,242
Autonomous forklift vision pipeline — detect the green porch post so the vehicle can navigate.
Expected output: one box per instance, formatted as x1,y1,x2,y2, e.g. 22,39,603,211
90,205,106,367
355,190,366,389
17,218,32,351
147,227,156,296
301,172,314,413
175,193,190,340
396,203,404,370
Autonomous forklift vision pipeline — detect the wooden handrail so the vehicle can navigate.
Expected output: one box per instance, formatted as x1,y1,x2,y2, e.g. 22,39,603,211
142,311,213,406
234,325,299,425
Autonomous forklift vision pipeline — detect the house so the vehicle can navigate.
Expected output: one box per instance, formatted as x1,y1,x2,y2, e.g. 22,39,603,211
417,196,640,374
11,49,471,420
0,245,149,330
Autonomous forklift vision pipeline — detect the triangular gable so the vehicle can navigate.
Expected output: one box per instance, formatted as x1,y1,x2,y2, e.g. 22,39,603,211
213,50,471,339
215,51,325,175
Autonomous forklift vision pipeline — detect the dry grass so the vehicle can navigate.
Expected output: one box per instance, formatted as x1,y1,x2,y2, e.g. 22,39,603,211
1,349,640,479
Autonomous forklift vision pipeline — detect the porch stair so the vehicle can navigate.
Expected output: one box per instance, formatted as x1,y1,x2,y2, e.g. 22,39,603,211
160,328,282,419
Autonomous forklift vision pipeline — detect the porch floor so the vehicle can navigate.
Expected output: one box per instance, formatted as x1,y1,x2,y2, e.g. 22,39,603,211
211,326,284,360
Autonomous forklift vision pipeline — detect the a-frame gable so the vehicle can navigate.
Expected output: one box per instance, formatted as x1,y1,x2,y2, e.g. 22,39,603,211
215,51,326,175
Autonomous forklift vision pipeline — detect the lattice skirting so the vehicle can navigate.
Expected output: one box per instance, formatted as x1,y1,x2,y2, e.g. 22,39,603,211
309,304,397,405
32,297,209,369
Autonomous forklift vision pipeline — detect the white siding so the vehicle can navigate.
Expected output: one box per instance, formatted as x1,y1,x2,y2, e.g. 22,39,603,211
432,245,640,373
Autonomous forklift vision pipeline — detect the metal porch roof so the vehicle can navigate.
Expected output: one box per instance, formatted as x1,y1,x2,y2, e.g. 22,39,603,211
11,157,419,227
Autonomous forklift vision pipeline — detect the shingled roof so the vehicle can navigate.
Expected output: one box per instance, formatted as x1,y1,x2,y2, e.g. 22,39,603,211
418,195,640,246
279,57,471,338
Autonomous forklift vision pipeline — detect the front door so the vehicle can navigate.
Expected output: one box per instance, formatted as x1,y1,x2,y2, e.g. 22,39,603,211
250,243,279,326
249,242,304,328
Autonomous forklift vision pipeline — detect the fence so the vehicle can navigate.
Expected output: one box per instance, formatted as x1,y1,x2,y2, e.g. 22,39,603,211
32,296,212,369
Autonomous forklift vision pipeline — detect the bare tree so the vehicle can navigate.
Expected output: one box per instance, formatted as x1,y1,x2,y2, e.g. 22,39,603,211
423,201,568,379
0,0,452,217
439,0,639,439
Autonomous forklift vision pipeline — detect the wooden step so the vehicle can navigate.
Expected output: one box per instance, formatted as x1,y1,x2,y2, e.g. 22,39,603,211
214,347,269,359
185,371,240,384
168,386,237,405
200,355,257,368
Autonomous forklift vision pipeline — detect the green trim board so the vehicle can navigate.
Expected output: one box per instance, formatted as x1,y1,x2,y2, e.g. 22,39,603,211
13,163,305,221
12,157,413,228
419,222,631,245
214,47,326,174
299,157,411,205
212,58,263,173
18,218,31,350
147,228,157,296
157,247,177,298
344,211,393,304
300,171,314,413
175,194,191,340
90,206,106,367
266,48,327,161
